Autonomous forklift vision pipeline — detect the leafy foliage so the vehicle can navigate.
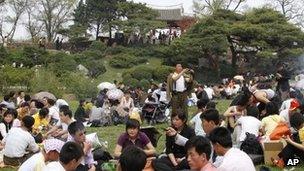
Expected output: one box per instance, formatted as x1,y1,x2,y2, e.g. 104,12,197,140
109,54,147,68
29,69,64,98
61,72,98,99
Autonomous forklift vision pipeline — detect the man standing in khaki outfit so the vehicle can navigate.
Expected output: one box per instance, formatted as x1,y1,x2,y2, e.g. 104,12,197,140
167,64,194,116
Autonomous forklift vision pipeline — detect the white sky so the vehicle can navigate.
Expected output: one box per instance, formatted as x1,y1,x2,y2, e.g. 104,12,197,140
6,0,269,40
134,0,267,14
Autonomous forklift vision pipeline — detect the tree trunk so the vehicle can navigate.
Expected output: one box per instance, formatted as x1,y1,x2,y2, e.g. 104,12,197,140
227,36,237,68
96,23,100,40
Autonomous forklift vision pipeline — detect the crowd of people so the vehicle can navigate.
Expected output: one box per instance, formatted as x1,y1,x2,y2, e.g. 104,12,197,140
0,62,303,171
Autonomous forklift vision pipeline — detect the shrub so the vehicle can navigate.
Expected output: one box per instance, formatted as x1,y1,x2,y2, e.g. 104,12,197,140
109,54,147,68
131,66,153,80
81,50,104,60
105,46,127,55
47,52,77,76
122,65,173,85
89,41,107,52
138,79,150,90
0,46,8,64
61,73,98,99
22,46,49,67
29,69,64,98
0,66,34,93
152,66,174,82
83,60,107,78
123,78,139,88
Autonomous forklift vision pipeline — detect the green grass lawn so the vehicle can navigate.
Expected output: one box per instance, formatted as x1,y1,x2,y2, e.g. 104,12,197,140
1,99,303,170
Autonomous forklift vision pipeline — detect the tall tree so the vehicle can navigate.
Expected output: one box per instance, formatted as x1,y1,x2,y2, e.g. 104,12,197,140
85,0,126,40
193,0,246,16
35,0,77,42
3,0,28,41
165,8,304,78
113,2,165,40
24,0,44,42
268,0,304,28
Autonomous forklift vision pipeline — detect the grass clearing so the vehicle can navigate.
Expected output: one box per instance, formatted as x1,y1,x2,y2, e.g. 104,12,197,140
1,99,303,170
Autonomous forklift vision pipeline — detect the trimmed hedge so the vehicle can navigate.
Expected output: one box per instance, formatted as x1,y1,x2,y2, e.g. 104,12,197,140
109,54,147,68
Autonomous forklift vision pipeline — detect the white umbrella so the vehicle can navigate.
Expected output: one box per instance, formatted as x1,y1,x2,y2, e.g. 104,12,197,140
97,82,116,90
234,75,244,81
32,92,56,101
106,89,124,100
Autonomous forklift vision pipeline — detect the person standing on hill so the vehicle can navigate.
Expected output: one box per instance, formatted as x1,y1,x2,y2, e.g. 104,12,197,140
167,64,194,116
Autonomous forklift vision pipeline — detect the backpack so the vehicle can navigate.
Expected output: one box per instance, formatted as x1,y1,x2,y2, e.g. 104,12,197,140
240,132,263,155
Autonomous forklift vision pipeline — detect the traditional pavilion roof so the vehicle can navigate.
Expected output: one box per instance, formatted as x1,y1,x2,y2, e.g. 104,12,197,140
154,8,183,21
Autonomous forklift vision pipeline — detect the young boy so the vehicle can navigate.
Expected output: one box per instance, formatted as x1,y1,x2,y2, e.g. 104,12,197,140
43,141,84,171
68,121,96,171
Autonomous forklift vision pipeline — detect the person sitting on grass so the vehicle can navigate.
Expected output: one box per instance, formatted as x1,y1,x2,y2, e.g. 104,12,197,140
45,106,74,141
3,116,39,166
68,121,96,171
19,138,65,171
74,100,89,122
0,109,16,141
117,145,147,171
114,118,155,158
189,99,209,136
185,136,217,171
209,127,255,171
33,108,49,132
160,110,195,170
43,141,84,171
273,112,304,168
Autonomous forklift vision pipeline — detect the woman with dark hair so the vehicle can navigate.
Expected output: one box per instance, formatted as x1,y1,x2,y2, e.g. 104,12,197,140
74,100,88,122
224,93,249,145
160,110,195,170
261,102,285,137
0,110,15,140
114,119,155,158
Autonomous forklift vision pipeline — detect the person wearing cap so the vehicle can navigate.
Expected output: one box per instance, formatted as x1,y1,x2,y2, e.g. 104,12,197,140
19,138,65,171
279,99,300,130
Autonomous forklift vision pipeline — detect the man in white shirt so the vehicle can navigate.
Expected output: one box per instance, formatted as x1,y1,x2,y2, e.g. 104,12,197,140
19,138,65,171
43,142,84,171
3,116,40,166
45,106,74,140
167,64,193,115
16,91,25,107
204,86,214,100
209,127,255,171
45,98,60,125
235,106,261,146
